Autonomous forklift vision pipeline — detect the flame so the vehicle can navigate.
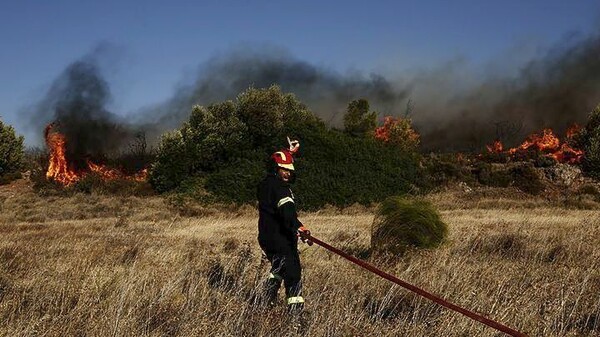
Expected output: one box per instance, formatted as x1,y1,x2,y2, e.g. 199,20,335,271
133,168,149,182
485,125,584,164
486,140,503,153
45,123,148,186
87,161,123,180
508,129,560,154
45,124,79,185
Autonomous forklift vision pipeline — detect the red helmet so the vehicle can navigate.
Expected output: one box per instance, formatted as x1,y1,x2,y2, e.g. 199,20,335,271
272,149,295,171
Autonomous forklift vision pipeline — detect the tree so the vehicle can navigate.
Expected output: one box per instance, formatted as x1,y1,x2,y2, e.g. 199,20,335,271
0,118,25,180
149,86,321,192
343,99,377,137
149,87,423,209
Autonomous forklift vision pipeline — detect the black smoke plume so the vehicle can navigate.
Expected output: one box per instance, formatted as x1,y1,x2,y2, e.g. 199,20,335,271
415,31,600,151
28,51,133,171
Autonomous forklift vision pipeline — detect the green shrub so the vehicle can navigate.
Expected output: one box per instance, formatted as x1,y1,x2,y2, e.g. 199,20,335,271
150,86,321,192
0,172,22,185
578,184,599,196
422,153,473,189
476,162,512,187
150,86,423,209
580,104,600,178
371,196,448,254
149,131,192,192
236,86,284,145
511,164,545,195
343,99,377,137
0,119,25,182
204,159,265,204
295,128,421,209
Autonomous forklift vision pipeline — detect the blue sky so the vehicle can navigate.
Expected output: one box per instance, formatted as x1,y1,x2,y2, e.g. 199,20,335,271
1,0,599,139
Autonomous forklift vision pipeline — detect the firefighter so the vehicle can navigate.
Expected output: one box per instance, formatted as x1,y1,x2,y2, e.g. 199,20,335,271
257,139,310,313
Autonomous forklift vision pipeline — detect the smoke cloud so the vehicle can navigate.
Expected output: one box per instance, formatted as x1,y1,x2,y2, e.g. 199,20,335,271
143,33,600,151
413,31,600,150
141,46,409,131
26,46,134,170
25,30,600,153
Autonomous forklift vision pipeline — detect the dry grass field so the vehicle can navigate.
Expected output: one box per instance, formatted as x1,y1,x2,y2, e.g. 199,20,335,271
0,180,599,336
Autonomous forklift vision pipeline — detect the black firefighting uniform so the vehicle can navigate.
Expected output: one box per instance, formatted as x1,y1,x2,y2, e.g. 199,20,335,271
257,172,304,309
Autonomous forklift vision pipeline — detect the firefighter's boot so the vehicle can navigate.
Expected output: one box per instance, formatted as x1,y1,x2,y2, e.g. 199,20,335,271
264,273,282,307
286,296,304,314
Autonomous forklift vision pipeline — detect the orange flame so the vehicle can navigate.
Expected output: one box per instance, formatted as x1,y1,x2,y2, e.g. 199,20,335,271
45,123,148,186
87,161,123,180
486,140,503,153
485,125,584,164
45,124,79,185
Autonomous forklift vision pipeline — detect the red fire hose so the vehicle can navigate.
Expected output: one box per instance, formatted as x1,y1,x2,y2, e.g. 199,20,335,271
299,231,527,337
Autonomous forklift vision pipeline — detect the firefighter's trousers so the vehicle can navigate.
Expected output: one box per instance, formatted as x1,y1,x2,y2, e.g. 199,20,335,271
263,248,304,311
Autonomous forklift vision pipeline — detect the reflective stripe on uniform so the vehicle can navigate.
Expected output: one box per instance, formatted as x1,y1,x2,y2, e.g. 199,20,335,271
268,273,282,280
277,197,294,208
287,296,305,305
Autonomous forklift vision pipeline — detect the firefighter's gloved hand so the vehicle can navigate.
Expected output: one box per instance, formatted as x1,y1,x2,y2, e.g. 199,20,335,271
298,226,313,246
287,136,300,154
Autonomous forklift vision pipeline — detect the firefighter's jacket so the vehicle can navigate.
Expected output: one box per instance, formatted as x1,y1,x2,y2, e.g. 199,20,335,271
257,173,301,254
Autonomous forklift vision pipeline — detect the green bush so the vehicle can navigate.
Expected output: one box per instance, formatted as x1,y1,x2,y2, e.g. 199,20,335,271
511,164,545,195
580,104,600,178
149,131,191,192
204,159,265,204
150,86,322,192
578,184,599,196
421,153,474,189
150,86,423,209
371,196,448,254
0,172,22,185
475,162,512,187
0,119,25,182
295,128,421,209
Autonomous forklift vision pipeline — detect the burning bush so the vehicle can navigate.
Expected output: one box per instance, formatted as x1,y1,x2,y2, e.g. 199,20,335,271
374,116,420,152
371,196,447,254
483,126,585,166
0,119,24,185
